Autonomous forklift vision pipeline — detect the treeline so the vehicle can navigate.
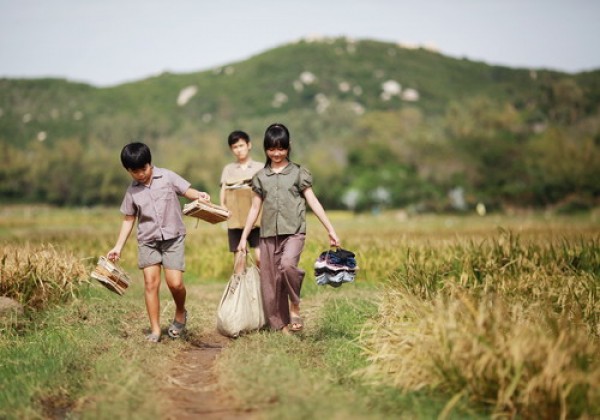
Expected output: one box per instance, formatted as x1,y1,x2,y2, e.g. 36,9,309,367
2,100,598,212
1,38,599,212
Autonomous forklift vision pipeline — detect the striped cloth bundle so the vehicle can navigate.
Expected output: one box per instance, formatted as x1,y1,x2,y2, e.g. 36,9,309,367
314,247,358,288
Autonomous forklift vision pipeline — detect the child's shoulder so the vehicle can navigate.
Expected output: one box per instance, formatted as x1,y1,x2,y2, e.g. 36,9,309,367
254,166,268,176
292,162,311,174
155,166,190,184
222,162,237,172
249,160,263,170
159,166,185,176
153,166,170,175
286,162,304,172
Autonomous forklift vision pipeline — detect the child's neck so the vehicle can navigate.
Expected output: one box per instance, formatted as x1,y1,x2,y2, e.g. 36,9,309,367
238,157,251,168
144,166,154,186
270,159,289,173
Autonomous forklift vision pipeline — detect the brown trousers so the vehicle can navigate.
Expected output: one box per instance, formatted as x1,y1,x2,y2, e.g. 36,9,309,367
259,234,306,330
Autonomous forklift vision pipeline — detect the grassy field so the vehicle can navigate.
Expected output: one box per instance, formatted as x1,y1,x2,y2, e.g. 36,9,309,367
1,205,599,419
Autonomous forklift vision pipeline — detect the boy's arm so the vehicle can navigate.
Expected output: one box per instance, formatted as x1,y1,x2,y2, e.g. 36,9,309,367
219,166,228,208
237,193,263,253
303,187,341,247
183,188,211,202
219,182,227,208
107,215,136,262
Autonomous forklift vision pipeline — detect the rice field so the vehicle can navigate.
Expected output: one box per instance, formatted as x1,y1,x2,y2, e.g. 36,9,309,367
361,230,600,418
0,205,599,418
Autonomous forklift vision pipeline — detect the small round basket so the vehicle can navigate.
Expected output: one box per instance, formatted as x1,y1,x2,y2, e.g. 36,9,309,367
90,256,131,295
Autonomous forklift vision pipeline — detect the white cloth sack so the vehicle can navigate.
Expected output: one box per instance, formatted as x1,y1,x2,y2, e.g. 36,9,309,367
216,254,266,337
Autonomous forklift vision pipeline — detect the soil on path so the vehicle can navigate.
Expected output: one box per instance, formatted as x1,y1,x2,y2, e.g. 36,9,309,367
160,283,258,420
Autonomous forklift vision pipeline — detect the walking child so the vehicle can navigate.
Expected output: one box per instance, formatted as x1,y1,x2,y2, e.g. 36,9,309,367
107,142,211,342
219,130,263,268
237,123,340,334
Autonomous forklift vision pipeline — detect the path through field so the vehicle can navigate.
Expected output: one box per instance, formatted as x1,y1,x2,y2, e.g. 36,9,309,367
156,280,327,419
160,283,258,420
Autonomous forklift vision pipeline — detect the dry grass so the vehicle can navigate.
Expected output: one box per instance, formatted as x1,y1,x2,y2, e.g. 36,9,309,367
0,243,88,309
361,231,600,418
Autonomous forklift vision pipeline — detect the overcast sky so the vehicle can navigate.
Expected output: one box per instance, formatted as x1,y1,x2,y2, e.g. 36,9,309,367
1,0,599,87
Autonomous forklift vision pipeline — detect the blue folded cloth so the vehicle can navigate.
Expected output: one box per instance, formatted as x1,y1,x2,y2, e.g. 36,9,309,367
314,248,358,287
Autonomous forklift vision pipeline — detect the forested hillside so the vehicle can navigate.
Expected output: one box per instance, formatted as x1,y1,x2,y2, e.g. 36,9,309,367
1,37,599,212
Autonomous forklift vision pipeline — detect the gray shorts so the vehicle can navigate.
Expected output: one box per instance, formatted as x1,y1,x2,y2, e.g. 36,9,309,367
138,235,186,271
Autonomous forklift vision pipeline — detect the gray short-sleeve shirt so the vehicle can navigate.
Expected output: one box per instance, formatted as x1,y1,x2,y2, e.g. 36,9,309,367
252,163,312,238
120,166,191,244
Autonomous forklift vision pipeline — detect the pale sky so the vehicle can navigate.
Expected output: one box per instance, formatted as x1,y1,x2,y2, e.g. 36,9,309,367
1,0,599,87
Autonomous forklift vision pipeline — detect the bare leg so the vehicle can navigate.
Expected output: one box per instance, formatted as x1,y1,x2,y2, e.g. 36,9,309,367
142,264,162,335
164,268,186,324
290,301,300,318
253,246,261,269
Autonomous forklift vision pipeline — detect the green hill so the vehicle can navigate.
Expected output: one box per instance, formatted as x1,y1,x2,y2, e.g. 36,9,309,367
1,37,599,210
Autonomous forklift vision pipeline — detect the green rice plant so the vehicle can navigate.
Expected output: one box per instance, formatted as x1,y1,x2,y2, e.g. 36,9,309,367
0,243,88,310
362,232,600,418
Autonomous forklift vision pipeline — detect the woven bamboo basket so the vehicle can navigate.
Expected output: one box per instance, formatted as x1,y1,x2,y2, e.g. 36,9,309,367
183,199,229,224
90,256,131,295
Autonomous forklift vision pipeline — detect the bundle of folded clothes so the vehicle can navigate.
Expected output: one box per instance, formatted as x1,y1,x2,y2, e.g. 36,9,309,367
314,247,358,288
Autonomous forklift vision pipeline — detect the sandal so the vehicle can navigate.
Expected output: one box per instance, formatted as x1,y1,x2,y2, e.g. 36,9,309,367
168,310,188,339
146,332,161,343
290,315,304,331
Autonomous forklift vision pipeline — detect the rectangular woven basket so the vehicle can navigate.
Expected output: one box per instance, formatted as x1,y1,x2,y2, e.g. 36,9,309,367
183,199,229,224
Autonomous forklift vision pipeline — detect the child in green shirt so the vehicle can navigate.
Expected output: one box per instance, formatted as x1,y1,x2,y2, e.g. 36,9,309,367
237,123,340,334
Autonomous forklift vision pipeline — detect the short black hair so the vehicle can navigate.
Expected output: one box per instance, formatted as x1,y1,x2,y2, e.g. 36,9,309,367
227,130,250,147
120,142,152,170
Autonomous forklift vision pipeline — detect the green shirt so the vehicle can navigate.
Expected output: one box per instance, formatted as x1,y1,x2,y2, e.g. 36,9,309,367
252,162,313,238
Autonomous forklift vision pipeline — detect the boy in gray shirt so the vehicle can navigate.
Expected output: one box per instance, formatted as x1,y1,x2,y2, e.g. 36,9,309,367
107,142,210,342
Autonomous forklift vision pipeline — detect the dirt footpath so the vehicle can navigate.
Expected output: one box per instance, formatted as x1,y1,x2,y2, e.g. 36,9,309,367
160,283,257,420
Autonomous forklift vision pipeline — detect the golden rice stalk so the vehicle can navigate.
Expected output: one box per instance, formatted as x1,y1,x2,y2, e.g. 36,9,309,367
361,285,600,418
0,243,88,309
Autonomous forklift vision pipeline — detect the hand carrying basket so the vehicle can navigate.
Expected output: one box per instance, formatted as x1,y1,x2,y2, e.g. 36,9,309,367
183,199,229,224
91,256,131,295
